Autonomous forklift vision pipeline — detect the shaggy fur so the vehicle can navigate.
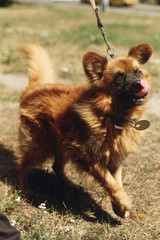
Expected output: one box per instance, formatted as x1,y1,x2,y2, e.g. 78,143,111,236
18,43,152,218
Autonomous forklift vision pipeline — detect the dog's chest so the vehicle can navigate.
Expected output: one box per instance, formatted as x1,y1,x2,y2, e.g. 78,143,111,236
75,116,139,160
63,105,141,162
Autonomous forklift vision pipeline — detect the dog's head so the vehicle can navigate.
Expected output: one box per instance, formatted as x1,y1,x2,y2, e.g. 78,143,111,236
83,44,152,108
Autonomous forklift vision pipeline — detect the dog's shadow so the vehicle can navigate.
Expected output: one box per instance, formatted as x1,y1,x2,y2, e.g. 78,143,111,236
0,143,18,186
0,143,120,225
28,170,120,225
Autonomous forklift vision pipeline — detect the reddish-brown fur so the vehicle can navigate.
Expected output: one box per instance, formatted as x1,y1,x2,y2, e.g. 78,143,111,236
18,43,152,218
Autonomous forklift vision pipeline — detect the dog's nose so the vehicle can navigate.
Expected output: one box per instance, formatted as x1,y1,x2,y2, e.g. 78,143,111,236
132,80,142,93
133,79,150,97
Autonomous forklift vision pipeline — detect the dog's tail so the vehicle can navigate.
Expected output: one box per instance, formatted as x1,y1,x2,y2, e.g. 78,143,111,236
20,43,54,86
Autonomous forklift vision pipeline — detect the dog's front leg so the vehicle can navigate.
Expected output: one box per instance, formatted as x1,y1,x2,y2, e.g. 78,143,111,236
91,164,131,218
108,164,130,217
110,165,123,187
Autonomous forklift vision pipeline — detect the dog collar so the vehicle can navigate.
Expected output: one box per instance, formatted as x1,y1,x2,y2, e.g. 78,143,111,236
114,118,150,131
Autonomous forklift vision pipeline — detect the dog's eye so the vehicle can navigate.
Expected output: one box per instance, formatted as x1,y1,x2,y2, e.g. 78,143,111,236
113,73,125,88
114,73,125,83
135,69,143,77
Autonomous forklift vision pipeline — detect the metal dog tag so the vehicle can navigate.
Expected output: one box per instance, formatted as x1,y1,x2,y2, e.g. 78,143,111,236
135,120,150,130
134,120,150,130
128,119,150,130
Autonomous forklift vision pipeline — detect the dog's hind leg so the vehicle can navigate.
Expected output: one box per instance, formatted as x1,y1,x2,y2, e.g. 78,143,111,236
19,149,47,193
52,154,78,188
52,158,66,183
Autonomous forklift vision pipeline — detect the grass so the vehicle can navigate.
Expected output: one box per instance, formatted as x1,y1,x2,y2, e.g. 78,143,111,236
61,22,160,50
0,3,160,90
0,3,160,240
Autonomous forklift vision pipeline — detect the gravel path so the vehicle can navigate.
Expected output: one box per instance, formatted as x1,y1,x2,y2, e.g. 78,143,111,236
0,73,159,116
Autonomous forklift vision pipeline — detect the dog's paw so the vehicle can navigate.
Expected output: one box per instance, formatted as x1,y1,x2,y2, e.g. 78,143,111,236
111,191,132,218
112,202,131,218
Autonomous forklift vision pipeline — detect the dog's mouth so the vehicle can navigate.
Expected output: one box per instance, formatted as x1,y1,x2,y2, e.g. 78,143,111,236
118,79,150,107
131,79,150,105
134,79,150,98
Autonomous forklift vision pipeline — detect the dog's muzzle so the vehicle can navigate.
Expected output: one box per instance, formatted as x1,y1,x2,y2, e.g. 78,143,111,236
130,79,150,106
132,79,150,98
117,78,150,107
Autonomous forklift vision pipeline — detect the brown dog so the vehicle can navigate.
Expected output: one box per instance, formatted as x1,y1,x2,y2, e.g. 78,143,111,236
18,43,152,218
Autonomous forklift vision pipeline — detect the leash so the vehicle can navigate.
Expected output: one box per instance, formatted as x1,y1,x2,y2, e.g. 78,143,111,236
89,0,115,58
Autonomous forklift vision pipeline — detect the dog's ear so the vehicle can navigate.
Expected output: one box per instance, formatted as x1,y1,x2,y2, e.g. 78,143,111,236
83,52,107,83
128,43,153,65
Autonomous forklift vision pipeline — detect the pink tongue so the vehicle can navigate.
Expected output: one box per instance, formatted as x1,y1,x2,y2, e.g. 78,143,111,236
135,79,150,97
